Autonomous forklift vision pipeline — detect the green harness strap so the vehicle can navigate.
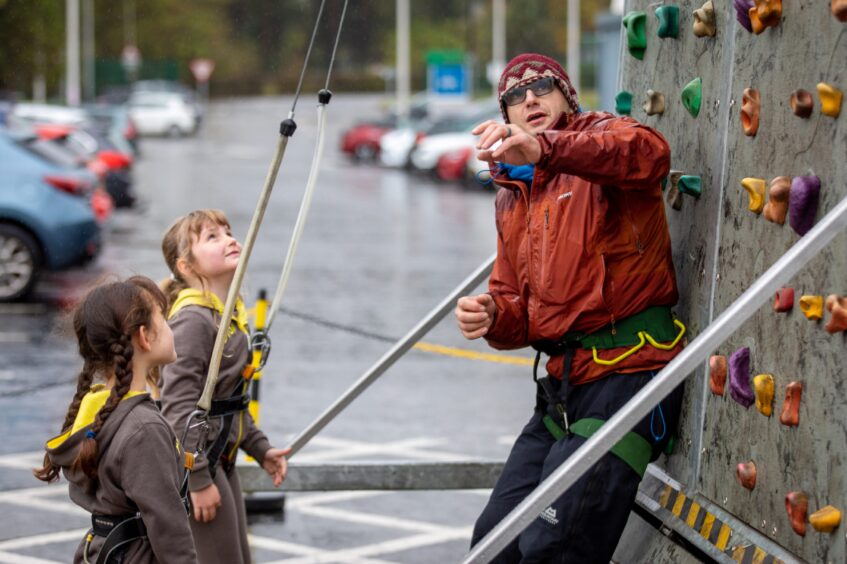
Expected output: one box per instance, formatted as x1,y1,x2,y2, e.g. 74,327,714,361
561,305,679,350
542,415,652,478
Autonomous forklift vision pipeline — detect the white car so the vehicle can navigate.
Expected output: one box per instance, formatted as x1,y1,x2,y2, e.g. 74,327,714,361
408,109,499,172
379,126,420,168
9,103,88,127
127,92,196,137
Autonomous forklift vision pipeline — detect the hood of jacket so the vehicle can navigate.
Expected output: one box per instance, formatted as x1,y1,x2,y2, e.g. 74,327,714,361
45,386,149,492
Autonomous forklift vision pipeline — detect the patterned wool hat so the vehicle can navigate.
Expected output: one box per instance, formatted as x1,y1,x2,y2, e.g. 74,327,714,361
497,53,580,122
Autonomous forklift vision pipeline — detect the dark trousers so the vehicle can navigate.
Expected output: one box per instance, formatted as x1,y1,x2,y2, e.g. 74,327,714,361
471,371,684,564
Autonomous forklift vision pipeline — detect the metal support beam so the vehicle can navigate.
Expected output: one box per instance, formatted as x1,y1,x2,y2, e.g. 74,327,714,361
285,254,495,457
396,0,410,119
239,461,504,493
65,0,81,106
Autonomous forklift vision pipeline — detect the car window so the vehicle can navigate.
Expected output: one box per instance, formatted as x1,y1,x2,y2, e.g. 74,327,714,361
17,138,84,167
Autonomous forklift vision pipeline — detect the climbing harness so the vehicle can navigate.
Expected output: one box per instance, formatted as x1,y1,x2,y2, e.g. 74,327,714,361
532,306,685,477
82,513,147,564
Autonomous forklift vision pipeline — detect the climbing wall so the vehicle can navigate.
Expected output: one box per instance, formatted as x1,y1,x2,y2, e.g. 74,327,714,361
617,1,846,562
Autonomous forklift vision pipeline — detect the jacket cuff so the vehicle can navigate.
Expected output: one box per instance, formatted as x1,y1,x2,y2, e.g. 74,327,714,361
243,437,272,465
188,468,214,491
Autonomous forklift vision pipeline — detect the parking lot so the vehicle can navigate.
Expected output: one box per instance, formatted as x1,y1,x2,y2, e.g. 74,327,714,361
0,94,535,563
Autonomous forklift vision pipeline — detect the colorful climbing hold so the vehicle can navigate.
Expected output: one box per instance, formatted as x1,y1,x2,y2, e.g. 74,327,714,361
834,0,847,23
788,175,821,236
753,373,775,417
773,287,794,312
734,0,755,32
678,175,702,198
615,91,634,115
681,77,702,118
623,11,648,60
749,0,782,34
785,491,809,536
740,88,760,136
643,89,666,116
693,1,717,37
810,505,842,533
816,82,843,118
790,89,814,119
656,5,680,38
799,295,824,321
779,381,803,427
709,355,727,396
729,347,754,408
736,461,757,490
825,295,847,333
763,176,791,225
741,177,766,214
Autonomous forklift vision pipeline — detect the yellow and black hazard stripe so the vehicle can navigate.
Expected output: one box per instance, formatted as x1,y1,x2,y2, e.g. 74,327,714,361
656,484,785,564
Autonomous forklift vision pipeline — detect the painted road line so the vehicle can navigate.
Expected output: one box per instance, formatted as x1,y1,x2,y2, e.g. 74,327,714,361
412,342,533,366
0,528,89,551
298,504,453,534
0,551,61,564
0,332,30,343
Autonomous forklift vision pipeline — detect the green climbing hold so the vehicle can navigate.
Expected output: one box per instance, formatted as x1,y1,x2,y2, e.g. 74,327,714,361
678,175,702,198
681,77,702,118
615,91,634,115
656,5,680,38
622,11,647,60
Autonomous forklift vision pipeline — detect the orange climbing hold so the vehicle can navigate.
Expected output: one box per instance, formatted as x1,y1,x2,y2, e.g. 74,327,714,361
709,355,727,396
741,178,766,213
773,287,794,312
740,88,760,136
753,374,775,417
779,381,802,427
785,491,809,536
810,505,842,533
834,0,847,23
736,461,757,490
790,89,814,118
763,176,790,225
825,295,847,333
799,295,824,320
749,0,782,34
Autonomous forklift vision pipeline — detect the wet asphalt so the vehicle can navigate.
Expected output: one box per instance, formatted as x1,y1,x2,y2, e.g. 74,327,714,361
0,94,535,562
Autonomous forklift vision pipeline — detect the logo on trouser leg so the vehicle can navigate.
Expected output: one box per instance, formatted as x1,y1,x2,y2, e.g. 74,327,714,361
540,506,559,525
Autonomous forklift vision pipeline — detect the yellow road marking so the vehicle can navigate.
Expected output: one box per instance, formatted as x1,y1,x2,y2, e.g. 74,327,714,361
412,342,534,366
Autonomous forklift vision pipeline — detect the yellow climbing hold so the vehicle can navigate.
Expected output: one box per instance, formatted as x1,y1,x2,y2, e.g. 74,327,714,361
817,82,843,118
799,295,824,321
753,374,775,417
809,505,842,533
741,178,766,214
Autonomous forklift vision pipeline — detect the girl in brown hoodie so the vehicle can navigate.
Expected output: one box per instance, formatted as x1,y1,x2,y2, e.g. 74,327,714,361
35,276,197,564
160,209,289,564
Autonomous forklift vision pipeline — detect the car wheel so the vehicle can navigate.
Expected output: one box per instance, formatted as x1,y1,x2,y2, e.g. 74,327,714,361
167,124,183,138
0,224,42,302
354,144,377,161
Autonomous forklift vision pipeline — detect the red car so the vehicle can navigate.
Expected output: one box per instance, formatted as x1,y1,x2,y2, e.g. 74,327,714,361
436,146,473,182
340,119,395,161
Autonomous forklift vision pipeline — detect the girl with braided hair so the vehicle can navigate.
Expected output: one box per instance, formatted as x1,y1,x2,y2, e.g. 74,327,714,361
160,209,288,564
35,276,197,564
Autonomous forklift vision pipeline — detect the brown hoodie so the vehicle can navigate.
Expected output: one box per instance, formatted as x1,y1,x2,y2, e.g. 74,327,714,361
45,391,197,564
159,303,271,492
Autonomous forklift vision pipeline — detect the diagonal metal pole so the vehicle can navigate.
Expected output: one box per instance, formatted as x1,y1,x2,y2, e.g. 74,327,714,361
285,253,496,457
463,195,847,563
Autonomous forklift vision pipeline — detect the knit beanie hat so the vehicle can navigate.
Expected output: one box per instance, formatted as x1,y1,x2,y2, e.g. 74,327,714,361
497,53,580,122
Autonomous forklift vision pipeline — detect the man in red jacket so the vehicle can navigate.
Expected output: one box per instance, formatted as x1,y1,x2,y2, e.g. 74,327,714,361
455,53,685,563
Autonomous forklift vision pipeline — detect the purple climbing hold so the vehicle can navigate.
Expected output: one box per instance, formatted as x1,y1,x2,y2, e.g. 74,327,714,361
735,0,755,32
788,175,821,236
729,347,754,408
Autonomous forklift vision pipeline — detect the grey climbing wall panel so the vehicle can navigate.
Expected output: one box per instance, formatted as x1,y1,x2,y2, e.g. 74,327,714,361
619,1,846,561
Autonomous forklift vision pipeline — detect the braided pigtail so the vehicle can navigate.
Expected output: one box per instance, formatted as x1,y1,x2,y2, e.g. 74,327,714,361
73,334,134,479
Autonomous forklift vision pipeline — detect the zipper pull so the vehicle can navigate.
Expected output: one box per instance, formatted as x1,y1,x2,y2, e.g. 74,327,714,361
610,314,617,335
545,207,549,229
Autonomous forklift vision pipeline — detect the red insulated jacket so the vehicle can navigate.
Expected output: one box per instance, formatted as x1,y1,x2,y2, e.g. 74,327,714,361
484,111,682,384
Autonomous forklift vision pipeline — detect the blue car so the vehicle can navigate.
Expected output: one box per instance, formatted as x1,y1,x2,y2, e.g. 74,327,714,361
0,129,101,301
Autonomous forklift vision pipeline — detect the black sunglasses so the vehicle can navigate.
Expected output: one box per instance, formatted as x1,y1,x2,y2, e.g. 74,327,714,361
502,76,557,107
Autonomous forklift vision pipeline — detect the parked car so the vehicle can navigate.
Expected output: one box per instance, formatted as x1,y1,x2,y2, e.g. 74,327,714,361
0,130,102,301
408,109,499,173
127,91,197,137
340,117,396,161
379,115,470,169
84,103,140,156
9,102,88,127
133,80,203,126
32,124,136,208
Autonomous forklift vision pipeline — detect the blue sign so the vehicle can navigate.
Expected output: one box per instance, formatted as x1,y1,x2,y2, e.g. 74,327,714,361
429,63,468,96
